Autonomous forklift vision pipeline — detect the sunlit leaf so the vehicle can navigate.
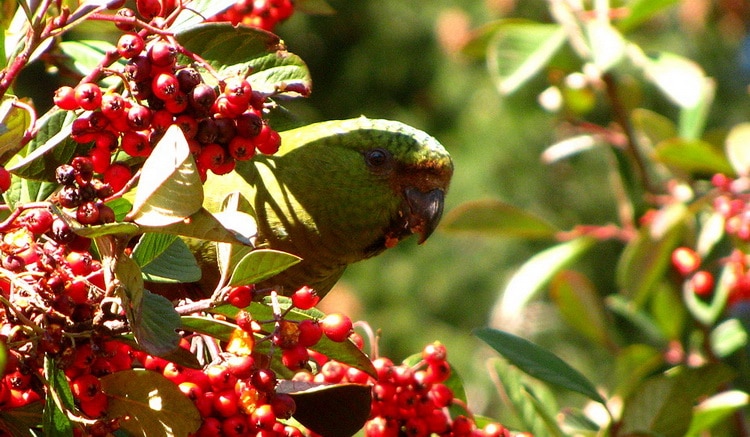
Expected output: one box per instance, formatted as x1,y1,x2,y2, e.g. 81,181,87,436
653,138,733,175
58,40,119,87
686,390,750,437
678,78,714,140
616,0,681,32
147,207,244,244
710,318,748,358
550,270,612,347
132,233,201,283
168,0,236,33
176,24,311,97
497,237,596,324
101,369,201,436
129,125,204,227
541,135,600,164
696,212,725,258
725,122,750,176
485,21,567,95
132,290,181,356
475,327,605,404
228,249,301,287
442,199,558,239
7,109,78,181
0,96,30,164
585,20,626,72
637,50,710,109
631,108,678,148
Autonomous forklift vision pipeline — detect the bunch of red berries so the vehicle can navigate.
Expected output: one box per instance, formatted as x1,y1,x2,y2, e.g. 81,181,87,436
54,26,281,180
711,173,750,241
671,246,715,299
210,0,295,31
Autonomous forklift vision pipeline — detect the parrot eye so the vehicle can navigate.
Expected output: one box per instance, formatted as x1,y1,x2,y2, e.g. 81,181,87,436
364,148,390,169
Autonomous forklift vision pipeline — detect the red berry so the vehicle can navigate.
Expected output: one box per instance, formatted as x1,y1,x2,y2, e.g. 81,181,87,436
24,208,53,234
235,309,255,332
206,364,236,391
148,40,177,67
100,92,126,120
281,344,309,371
671,247,701,276
255,124,281,155
321,313,353,342
197,143,227,173
228,136,256,161
116,33,145,59
88,146,111,174
115,8,136,31
212,389,239,417
177,381,203,401
422,341,447,365
103,163,132,193
152,72,180,101
691,270,715,297
121,131,151,157
227,284,254,308
270,393,296,420
70,374,101,401
54,86,79,110
250,404,276,430
127,104,153,130
223,77,252,107
0,167,10,193
66,251,93,276
76,201,101,225
250,368,277,393
297,319,323,347
222,414,250,437
226,355,256,379
74,83,103,111
291,286,319,310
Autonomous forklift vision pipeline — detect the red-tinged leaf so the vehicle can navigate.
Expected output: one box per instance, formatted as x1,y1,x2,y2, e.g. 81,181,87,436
442,199,558,239
101,369,201,436
0,401,43,436
653,138,733,176
475,327,606,405
279,381,371,437
550,270,613,347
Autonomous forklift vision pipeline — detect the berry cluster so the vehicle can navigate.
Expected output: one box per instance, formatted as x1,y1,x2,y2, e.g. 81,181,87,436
53,157,127,226
671,246,715,299
711,173,750,241
54,28,281,180
210,0,295,31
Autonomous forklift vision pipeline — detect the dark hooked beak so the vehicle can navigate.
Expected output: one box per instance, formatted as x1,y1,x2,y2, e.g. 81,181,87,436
404,187,445,244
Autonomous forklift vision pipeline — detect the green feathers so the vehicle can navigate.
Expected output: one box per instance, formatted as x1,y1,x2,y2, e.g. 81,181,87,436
201,117,453,296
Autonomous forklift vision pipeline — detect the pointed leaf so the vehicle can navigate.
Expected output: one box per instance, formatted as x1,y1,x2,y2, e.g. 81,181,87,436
7,109,78,181
678,78,714,140
631,108,678,147
132,233,201,283
653,138,733,175
585,20,626,72
129,125,203,227
613,344,664,400
280,382,371,437
486,21,567,95
639,51,709,109
686,390,750,437
711,318,748,358
475,327,606,404
616,0,681,32
725,122,750,176
606,295,665,343
147,207,245,244
100,369,201,436
497,237,596,324
132,290,181,356
228,249,301,287
550,270,612,346
442,199,558,238
0,96,31,164
58,40,119,87
43,356,73,437
176,24,311,98
168,0,236,33
72,221,141,238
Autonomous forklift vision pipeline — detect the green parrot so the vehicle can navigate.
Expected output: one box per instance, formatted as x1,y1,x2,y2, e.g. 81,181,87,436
196,116,453,297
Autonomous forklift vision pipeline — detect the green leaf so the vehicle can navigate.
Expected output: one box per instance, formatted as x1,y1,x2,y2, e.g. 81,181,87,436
132,290,181,356
475,327,606,404
653,138,733,175
616,0,681,32
613,344,664,400
168,0,236,33
43,356,73,437
7,109,79,182
489,358,565,437
686,390,750,437
280,382,371,437
441,199,558,238
639,50,711,110
147,207,246,244
606,295,665,343
550,270,612,347
180,315,237,342
132,233,201,283
100,369,201,436
616,203,687,306
650,282,686,340
631,108,678,147
72,221,141,238
216,191,258,283
678,78,714,140
228,249,301,287
711,318,748,358
684,261,732,326
497,237,596,324
295,0,335,15
176,24,311,97
584,20,626,72
485,21,567,95
0,96,31,164
129,125,204,227
58,40,119,87
725,122,750,176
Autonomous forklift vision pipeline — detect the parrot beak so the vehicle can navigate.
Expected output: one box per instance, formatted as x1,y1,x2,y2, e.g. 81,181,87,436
404,187,445,244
